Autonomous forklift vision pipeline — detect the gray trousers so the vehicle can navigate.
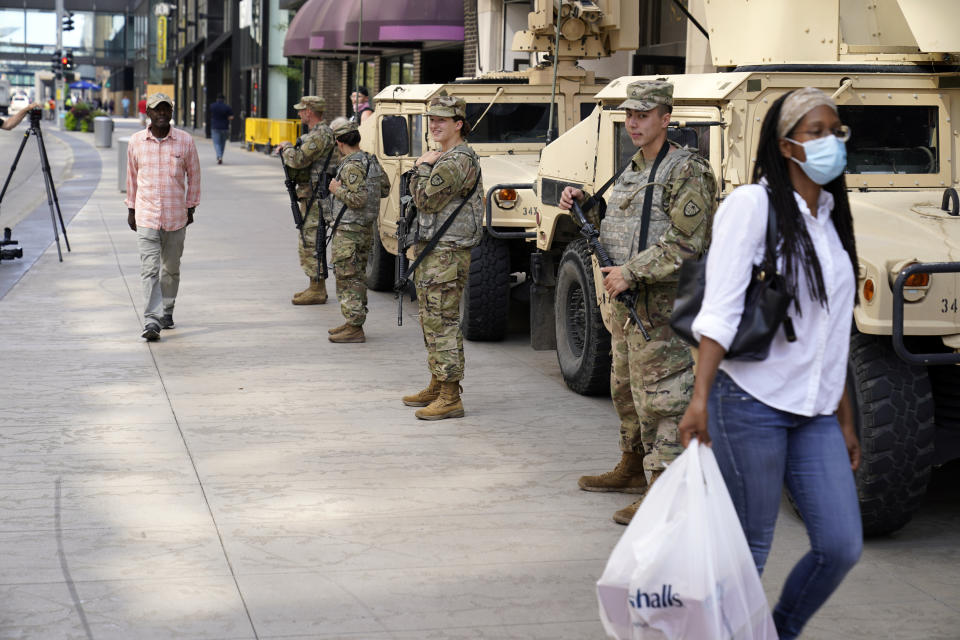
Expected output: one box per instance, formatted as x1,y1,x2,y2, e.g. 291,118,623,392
137,226,186,326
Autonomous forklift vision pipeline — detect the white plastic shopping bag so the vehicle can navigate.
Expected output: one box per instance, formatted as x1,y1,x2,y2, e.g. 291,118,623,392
596,440,778,640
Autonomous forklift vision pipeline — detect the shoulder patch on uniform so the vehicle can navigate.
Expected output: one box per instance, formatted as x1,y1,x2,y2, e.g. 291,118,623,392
348,172,359,185
430,174,444,187
683,201,701,217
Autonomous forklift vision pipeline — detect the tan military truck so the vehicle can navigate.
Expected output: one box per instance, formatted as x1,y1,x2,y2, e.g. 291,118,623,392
359,0,638,341
504,0,960,535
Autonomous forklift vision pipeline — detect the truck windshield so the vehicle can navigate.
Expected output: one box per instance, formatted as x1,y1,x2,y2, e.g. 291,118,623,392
839,105,939,174
464,102,558,144
614,122,711,169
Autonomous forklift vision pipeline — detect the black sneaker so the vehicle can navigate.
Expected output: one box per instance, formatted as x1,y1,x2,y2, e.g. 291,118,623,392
160,314,175,329
141,323,161,341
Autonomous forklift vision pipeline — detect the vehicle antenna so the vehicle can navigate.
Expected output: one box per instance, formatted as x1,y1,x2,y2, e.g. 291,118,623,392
545,0,561,144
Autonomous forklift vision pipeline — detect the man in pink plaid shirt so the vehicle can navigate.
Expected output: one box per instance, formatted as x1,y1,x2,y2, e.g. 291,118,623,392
125,93,201,341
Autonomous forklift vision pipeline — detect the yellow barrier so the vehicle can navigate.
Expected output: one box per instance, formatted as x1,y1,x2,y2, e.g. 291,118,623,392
244,117,271,147
270,119,301,146
245,117,302,150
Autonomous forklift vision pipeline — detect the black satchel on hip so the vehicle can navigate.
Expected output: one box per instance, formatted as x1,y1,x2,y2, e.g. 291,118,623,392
670,193,796,361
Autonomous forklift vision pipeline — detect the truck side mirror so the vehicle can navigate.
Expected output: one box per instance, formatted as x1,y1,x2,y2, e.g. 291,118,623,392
381,115,409,157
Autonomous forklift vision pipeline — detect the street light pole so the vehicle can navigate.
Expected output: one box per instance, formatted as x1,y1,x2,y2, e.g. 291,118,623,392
55,0,64,127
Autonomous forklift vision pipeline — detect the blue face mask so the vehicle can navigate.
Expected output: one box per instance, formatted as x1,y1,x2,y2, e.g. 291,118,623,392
784,134,847,185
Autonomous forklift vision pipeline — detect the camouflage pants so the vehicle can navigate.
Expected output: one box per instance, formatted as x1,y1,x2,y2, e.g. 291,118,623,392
414,243,471,382
297,200,325,279
610,297,695,472
331,225,372,326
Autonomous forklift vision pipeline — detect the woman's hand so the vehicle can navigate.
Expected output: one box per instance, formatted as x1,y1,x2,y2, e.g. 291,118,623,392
679,398,710,447
837,387,860,471
841,422,861,472
416,150,442,166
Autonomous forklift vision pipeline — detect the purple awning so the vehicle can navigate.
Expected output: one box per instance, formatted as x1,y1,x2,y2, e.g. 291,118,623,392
283,0,330,57
288,0,465,58
343,0,464,46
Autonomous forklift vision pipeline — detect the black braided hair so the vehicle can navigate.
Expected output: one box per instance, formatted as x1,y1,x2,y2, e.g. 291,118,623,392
752,91,859,313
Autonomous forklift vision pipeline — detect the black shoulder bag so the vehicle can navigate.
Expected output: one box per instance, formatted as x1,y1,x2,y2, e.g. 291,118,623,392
670,193,796,361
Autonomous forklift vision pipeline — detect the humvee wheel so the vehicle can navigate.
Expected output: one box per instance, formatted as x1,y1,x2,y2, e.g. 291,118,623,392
555,239,611,396
365,222,394,292
849,330,936,536
462,232,510,341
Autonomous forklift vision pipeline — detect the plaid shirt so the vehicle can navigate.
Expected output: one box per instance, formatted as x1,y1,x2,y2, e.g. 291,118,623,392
125,126,201,231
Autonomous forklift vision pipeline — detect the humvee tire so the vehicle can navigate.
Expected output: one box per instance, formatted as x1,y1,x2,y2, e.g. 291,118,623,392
462,232,510,341
848,330,936,536
555,239,611,395
365,222,394,292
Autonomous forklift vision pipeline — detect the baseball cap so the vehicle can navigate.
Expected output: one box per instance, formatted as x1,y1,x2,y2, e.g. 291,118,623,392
425,95,466,119
146,93,173,109
619,80,673,112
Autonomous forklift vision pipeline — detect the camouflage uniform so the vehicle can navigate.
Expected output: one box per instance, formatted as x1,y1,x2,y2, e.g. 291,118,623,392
410,99,483,383
600,82,718,472
281,97,336,279
328,122,391,327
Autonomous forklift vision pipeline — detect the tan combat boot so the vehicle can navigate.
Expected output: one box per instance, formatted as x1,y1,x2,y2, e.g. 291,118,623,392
292,278,327,305
402,375,440,407
329,324,365,343
415,381,464,420
578,452,647,493
328,322,351,335
613,469,663,525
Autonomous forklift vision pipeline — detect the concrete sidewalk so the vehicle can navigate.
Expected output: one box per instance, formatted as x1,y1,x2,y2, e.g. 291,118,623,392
0,128,957,639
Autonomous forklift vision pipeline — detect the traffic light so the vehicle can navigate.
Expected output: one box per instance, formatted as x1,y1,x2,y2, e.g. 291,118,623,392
50,49,62,73
61,51,74,71
62,12,74,32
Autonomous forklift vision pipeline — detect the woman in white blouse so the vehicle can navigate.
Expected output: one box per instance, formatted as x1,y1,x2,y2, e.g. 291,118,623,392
678,87,862,640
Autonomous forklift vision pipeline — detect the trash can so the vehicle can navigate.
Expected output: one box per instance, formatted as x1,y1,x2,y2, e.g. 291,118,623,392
118,136,130,192
94,116,114,148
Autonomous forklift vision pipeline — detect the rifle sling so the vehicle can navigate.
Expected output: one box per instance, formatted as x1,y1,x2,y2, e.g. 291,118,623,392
638,140,670,252
581,159,632,215
326,203,348,246
302,144,336,226
404,172,480,280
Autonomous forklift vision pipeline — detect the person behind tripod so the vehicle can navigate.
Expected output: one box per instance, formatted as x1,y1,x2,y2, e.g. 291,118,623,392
1,103,40,130
124,93,201,342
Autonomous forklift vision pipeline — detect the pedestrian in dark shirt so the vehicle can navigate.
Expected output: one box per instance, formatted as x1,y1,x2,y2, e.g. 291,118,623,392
209,94,234,165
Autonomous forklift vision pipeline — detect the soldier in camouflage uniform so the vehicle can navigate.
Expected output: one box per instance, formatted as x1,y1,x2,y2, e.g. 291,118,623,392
279,96,337,305
326,119,391,343
560,80,717,524
402,95,483,420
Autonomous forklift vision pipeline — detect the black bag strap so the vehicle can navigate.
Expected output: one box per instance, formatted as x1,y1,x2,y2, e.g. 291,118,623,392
404,170,481,279
638,139,671,252
760,188,779,274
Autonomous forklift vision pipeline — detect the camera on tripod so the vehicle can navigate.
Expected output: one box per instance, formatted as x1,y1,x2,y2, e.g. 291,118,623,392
29,108,41,127
0,227,22,262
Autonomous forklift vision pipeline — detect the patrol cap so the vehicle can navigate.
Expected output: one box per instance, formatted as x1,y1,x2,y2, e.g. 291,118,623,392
332,119,359,138
618,80,673,112
293,95,325,112
146,92,173,109
425,95,466,119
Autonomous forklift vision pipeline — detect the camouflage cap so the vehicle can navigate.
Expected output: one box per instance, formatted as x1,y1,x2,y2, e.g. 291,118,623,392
332,119,359,138
293,96,325,112
618,80,673,112
425,95,466,119
146,92,173,109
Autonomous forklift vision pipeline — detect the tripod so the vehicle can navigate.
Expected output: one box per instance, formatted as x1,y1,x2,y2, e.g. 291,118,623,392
0,109,70,262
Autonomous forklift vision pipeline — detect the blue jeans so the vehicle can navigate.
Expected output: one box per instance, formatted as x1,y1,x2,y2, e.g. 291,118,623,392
708,371,862,640
211,128,228,159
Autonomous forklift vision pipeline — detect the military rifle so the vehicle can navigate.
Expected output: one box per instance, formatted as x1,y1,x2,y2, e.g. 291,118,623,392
569,200,650,340
279,152,305,244
300,148,336,280
394,168,418,326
